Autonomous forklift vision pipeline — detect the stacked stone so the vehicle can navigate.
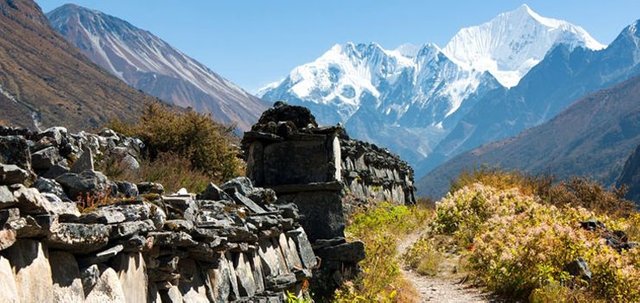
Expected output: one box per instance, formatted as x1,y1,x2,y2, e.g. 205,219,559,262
0,126,317,302
341,139,416,210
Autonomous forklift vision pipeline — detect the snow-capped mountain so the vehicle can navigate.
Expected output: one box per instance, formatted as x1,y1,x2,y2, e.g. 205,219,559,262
47,4,267,130
419,19,640,198
443,4,605,87
261,41,501,163
260,4,604,165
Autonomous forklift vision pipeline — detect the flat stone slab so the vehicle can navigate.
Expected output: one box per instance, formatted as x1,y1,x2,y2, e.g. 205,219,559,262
46,222,110,254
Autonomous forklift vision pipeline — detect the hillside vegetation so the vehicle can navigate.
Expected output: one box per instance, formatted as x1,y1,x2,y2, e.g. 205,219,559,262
342,169,640,302
0,0,158,130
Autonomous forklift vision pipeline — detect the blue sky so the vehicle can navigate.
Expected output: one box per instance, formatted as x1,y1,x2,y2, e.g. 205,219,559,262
37,1,640,93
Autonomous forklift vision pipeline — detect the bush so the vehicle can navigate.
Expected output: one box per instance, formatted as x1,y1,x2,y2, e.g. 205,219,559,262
434,183,640,301
108,103,243,184
451,168,635,218
403,237,442,276
96,149,213,194
450,167,553,198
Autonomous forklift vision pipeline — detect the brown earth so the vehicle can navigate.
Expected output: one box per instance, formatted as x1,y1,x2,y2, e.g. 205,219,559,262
0,0,159,131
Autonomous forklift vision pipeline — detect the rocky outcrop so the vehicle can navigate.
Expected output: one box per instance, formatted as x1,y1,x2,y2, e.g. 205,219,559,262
0,125,317,302
243,102,416,297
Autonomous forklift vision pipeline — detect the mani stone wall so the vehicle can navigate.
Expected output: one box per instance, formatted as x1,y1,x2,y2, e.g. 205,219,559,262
242,102,416,296
0,126,316,302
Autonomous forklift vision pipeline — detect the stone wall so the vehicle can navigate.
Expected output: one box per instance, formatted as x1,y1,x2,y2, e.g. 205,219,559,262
242,102,416,297
341,139,416,210
0,126,316,302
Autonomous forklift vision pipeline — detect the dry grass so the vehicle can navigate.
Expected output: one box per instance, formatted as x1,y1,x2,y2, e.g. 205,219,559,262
97,152,211,194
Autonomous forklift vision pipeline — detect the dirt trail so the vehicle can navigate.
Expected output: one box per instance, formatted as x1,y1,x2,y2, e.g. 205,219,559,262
398,231,490,303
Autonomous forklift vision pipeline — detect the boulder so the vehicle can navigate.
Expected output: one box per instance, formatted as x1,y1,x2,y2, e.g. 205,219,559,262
31,146,63,171
314,240,365,263
198,182,230,200
0,136,31,170
49,251,85,302
12,184,53,215
41,164,70,179
138,182,164,195
46,222,110,253
56,170,110,200
117,181,138,198
85,266,127,303
70,148,94,173
0,164,30,185
111,219,155,238
4,239,54,303
0,256,18,303
222,177,255,196
41,193,80,217
33,177,69,201
121,154,140,171
0,185,17,209
564,257,592,281
36,127,67,146
15,214,56,238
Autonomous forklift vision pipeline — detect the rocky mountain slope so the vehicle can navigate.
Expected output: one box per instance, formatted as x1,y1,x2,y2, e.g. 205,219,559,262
0,0,158,131
259,5,604,166
617,143,640,203
47,4,267,130
418,74,640,198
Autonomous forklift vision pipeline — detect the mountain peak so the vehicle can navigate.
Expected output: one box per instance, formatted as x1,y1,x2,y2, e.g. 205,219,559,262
442,4,605,87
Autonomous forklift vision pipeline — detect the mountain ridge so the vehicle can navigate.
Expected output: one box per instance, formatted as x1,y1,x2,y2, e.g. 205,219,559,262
47,3,268,130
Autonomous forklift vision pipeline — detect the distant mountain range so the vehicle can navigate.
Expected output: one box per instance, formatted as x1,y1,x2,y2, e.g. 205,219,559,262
259,5,606,169
0,0,158,130
47,4,267,130
418,20,640,198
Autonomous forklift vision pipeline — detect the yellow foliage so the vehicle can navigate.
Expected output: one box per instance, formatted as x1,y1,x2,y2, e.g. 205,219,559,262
434,183,640,301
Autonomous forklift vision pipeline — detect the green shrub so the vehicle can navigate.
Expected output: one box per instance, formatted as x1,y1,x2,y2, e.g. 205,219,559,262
403,237,442,276
108,103,243,184
334,203,431,302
